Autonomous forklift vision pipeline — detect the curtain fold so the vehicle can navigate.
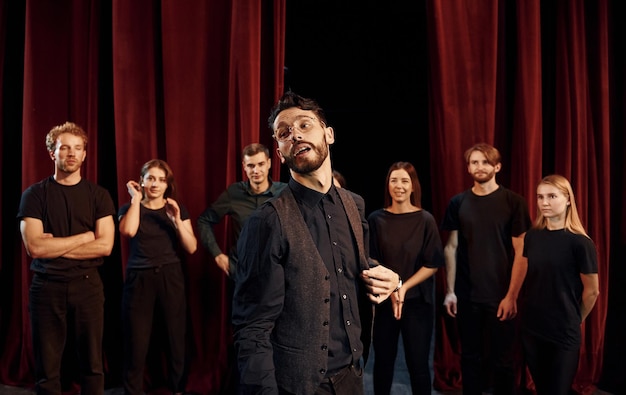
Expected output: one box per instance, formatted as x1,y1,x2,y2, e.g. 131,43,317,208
429,1,610,393
0,0,621,394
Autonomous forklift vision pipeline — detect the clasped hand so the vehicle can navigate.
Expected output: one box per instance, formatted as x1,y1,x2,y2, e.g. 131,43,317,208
361,265,400,304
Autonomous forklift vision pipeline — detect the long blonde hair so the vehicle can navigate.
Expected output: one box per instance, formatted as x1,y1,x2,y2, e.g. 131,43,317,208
533,174,589,238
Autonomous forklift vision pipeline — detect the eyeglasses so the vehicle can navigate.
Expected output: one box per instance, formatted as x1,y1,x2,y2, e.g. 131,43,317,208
273,116,322,142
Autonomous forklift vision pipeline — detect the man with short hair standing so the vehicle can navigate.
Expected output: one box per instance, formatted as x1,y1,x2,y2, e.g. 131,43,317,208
441,142,531,395
18,122,116,395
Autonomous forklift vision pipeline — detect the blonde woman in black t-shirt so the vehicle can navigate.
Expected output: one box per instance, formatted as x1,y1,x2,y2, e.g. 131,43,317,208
522,174,599,395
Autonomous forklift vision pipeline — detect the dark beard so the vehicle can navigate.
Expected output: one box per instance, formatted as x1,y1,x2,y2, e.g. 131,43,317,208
284,141,328,174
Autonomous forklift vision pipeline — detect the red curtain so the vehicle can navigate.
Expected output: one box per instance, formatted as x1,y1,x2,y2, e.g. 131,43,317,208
1,0,285,393
428,1,611,394
0,1,622,394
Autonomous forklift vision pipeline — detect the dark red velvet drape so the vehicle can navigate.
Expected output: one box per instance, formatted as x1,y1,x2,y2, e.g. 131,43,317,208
428,1,611,394
1,1,623,394
0,0,285,393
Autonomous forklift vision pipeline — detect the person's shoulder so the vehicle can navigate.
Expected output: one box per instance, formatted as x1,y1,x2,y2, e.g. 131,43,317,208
23,177,49,193
270,180,288,194
227,180,249,192
446,189,471,205
338,187,365,209
420,209,437,221
367,208,385,220
498,185,526,199
245,195,283,227
567,230,595,244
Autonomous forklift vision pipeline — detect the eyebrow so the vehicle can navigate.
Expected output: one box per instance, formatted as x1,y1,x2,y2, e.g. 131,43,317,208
275,115,316,126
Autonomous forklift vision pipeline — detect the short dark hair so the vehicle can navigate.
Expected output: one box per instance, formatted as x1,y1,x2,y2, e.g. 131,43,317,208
267,91,328,132
242,143,270,159
464,143,501,166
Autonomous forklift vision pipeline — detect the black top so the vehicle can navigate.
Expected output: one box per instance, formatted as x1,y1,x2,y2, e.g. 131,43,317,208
17,176,116,279
368,209,444,304
197,179,287,258
441,186,531,302
118,202,191,270
522,228,598,349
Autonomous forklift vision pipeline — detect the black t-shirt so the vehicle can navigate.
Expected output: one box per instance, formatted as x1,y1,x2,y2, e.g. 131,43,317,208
441,186,531,302
118,202,191,270
17,176,116,278
522,228,598,349
367,209,444,304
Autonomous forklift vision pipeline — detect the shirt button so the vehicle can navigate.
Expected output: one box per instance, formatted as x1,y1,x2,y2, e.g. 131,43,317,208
321,344,328,350
324,298,330,303
320,368,326,375
346,320,351,326
342,294,347,300
323,321,329,326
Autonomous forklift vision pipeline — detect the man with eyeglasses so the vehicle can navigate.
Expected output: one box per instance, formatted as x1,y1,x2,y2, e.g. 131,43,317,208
232,91,401,395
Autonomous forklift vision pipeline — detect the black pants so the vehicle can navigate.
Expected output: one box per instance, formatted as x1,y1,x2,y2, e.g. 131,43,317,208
315,364,364,395
372,298,433,395
456,300,516,395
523,332,579,395
29,270,105,395
122,264,187,395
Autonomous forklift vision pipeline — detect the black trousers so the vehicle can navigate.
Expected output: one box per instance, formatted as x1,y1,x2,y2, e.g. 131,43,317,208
315,364,364,395
456,300,516,395
29,270,105,395
523,332,580,395
372,298,433,395
122,264,187,395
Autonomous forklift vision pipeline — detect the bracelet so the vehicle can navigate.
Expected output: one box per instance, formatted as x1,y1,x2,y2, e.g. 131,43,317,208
394,277,403,292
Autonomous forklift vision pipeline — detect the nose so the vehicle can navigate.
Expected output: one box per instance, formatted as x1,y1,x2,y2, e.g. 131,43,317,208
289,126,305,140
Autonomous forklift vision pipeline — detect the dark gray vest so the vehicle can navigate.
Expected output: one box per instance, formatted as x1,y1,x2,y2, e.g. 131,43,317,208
268,186,373,395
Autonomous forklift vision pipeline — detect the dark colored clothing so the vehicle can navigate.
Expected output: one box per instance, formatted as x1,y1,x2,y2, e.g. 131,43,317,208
233,179,373,395
441,186,531,395
441,187,531,303
118,203,192,395
522,332,580,395
367,209,444,394
313,364,364,395
197,179,287,270
121,264,187,395
118,203,191,269
456,300,516,395
17,177,116,278
29,270,105,395
372,300,434,395
522,228,598,348
198,179,285,393
368,210,443,304
18,176,115,395
522,228,598,394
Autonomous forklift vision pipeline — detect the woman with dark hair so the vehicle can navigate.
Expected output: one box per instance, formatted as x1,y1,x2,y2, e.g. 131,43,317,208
118,159,197,395
522,174,599,395
367,161,444,394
